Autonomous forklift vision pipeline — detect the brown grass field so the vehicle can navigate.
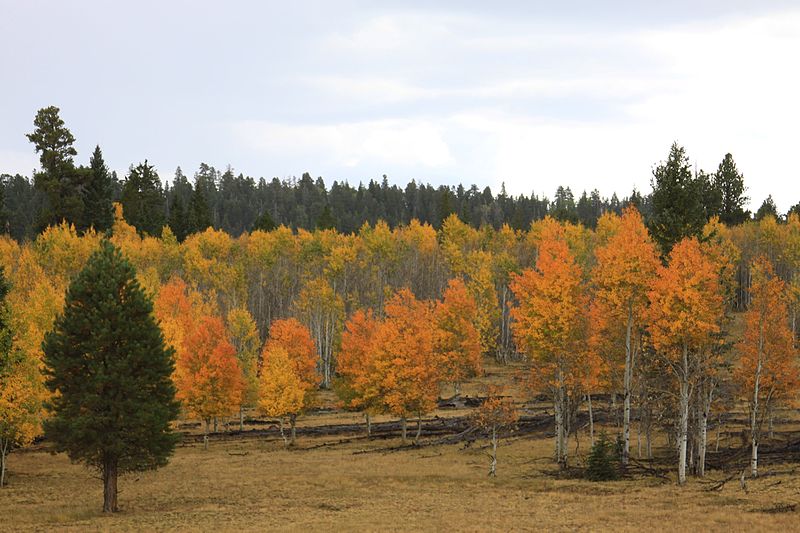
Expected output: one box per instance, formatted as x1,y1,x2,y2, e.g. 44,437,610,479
2,362,800,532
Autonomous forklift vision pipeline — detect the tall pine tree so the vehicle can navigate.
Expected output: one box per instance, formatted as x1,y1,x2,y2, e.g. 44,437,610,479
26,106,87,230
83,145,115,233
120,160,165,236
713,153,749,225
43,241,179,512
649,142,706,254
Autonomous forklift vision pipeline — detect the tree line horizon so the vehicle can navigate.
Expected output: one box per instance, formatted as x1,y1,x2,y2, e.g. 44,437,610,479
0,106,790,243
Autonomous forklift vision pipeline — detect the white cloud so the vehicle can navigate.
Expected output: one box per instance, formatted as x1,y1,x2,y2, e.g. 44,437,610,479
231,118,454,170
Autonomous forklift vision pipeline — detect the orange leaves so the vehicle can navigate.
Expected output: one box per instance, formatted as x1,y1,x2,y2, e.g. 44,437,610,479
337,289,441,419
472,385,518,431
511,217,586,388
174,315,242,423
593,207,659,316
376,289,439,418
258,318,319,417
338,309,382,412
434,279,482,388
155,278,241,422
265,318,318,389
734,257,798,400
647,237,724,355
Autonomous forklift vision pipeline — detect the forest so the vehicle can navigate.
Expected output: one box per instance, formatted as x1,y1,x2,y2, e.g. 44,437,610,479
3,107,800,528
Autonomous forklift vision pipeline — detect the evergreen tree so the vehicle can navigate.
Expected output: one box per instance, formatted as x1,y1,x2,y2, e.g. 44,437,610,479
26,106,86,230
316,204,337,230
187,184,212,234
82,146,114,233
586,432,620,481
713,153,749,225
649,142,706,254
755,195,778,221
0,179,7,234
252,210,277,232
167,195,188,242
43,241,179,512
120,160,165,236
551,186,578,223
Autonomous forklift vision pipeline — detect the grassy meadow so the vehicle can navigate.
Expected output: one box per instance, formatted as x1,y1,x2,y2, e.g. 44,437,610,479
2,362,799,532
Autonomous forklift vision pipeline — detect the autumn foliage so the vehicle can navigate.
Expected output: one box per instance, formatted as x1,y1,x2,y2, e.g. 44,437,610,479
174,316,243,431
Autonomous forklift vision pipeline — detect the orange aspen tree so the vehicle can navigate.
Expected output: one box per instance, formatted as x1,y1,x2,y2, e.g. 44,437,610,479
511,217,586,469
337,309,384,436
373,289,438,444
734,257,799,477
258,344,306,448
591,207,659,465
434,278,482,397
174,315,242,446
261,318,319,442
648,237,723,485
472,385,518,477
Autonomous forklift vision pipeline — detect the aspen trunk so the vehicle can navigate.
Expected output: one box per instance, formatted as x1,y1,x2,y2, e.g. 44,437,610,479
0,438,7,488
697,395,709,478
587,394,595,446
622,307,633,466
555,371,568,470
213,417,218,433
102,457,119,513
678,343,689,485
489,425,497,477
414,412,422,444
290,413,297,446
365,412,372,437
751,318,764,478
203,418,210,450
279,418,288,449
453,382,461,398
401,417,407,444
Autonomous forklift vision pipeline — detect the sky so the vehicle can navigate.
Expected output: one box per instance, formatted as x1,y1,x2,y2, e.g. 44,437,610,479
1,0,799,211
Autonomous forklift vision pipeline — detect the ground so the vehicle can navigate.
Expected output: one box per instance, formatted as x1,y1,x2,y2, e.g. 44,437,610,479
2,362,799,531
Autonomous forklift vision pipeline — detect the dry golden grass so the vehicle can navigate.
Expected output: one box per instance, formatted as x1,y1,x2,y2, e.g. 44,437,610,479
3,418,800,532
3,359,798,531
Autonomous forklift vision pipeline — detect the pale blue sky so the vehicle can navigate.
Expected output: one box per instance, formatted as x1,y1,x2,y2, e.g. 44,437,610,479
1,1,798,209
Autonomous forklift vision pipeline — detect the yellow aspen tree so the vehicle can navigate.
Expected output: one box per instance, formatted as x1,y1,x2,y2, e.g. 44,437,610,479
591,206,659,465
258,344,306,448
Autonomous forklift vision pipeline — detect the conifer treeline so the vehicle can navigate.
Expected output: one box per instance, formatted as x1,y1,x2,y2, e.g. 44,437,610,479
3,106,793,242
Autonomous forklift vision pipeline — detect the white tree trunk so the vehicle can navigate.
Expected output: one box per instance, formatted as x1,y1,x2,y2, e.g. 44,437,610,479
0,438,8,488
587,394,595,446
622,306,633,466
279,417,288,449
751,317,764,478
401,417,408,444
678,343,690,485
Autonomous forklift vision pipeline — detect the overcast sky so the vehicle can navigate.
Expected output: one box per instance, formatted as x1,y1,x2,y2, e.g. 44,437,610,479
1,1,799,210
